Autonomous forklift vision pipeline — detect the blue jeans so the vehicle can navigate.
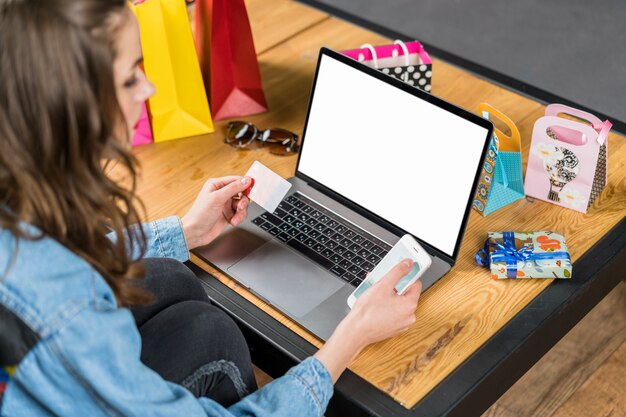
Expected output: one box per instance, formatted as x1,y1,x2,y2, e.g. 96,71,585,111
130,258,258,407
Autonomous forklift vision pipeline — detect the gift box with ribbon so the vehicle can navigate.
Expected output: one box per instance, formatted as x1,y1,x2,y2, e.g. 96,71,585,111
476,231,572,279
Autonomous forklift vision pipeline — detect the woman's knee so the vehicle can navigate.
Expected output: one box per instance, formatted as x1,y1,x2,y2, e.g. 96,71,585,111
182,303,257,394
140,301,251,368
138,300,257,398
142,258,208,303
183,304,258,402
190,303,250,358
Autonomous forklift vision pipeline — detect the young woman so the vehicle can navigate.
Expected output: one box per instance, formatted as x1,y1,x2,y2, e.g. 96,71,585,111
0,1,423,416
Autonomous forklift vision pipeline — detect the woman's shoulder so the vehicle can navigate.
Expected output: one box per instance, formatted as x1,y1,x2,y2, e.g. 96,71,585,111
0,226,116,336
0,227,135,417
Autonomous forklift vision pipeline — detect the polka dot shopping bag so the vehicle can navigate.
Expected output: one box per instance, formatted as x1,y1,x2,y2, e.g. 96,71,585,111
341,40,432,93
524,104,612,213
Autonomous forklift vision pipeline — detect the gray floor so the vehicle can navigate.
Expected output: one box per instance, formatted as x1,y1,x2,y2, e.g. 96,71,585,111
305,0,626,128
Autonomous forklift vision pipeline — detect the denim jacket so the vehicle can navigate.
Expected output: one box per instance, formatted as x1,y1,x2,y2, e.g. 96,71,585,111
0,216,333,416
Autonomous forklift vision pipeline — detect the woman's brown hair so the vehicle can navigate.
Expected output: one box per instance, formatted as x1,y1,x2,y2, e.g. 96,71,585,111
0,0,149,304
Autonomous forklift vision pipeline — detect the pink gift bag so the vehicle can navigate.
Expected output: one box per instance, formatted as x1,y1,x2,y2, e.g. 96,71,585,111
524,104,612,213
131,102,153,147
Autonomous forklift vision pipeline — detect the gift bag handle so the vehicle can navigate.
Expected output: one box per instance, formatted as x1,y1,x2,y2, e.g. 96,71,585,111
534,116,599,148
392,40,411,66
476,103,521,153
353,41,430,67
480,110,510,187
546,104,603,128
358,43,379,69
545,104,611,146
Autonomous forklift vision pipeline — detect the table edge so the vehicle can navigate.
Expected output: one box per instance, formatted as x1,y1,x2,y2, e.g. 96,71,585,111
189,215,625,416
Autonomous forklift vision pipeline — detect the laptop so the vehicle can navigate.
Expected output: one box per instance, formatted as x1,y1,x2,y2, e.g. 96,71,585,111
195,47,492,341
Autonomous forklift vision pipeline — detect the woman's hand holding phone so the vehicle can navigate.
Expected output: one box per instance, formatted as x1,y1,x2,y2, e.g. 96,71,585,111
313,259,422,383
348,235,432,307
347,259,423,343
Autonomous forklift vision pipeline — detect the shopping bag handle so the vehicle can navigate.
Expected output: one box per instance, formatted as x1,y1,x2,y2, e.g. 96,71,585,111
358,43,379,68
545,104,603,128
479,109,510,187
392,40,411,66
534,116,599,147
391,40,430,65
476,103,521,153
544,104,611,146
348,40,432,67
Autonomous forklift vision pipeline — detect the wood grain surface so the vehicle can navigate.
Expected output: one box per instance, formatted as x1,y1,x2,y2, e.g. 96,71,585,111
130,0,626,408
483,282,626,417
551,340,625,417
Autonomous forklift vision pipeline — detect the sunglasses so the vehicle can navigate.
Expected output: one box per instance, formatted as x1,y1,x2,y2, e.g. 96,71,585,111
224,121,300,156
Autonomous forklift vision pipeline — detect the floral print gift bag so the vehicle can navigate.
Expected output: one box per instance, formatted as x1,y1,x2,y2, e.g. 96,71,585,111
525,104,612,213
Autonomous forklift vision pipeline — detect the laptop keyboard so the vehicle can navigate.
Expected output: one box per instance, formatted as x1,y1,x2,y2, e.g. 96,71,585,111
251,192,391,287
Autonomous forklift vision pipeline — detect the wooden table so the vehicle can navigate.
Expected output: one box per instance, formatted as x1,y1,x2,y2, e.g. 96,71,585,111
132,1,626,415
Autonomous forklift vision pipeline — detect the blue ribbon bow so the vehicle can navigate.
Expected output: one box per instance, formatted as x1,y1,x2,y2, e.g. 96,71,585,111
476,232,570,278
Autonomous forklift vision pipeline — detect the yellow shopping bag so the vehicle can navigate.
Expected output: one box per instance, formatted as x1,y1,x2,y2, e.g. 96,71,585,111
131,0,214,142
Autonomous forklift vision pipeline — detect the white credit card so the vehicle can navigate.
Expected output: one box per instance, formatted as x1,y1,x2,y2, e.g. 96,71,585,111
244,161,292,213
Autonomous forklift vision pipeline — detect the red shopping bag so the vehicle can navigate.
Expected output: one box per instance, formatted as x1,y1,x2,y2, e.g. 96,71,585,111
195,0,268,120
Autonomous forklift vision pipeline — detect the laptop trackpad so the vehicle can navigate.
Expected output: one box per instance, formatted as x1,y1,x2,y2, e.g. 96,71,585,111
228,241,343,318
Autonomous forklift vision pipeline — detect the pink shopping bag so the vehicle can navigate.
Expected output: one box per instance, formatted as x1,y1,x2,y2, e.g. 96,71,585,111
131,101,153,147
524,104,612,213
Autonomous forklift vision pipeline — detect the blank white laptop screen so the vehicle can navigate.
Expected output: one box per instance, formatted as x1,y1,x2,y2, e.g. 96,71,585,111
297,54,489,257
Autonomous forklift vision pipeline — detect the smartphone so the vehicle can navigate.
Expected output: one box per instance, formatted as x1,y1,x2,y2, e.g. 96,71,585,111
347,234,432,308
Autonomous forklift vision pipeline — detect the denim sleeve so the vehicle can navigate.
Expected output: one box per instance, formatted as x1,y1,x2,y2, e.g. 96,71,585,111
141,216,189,262
212,357,334,417
106,216,189,262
